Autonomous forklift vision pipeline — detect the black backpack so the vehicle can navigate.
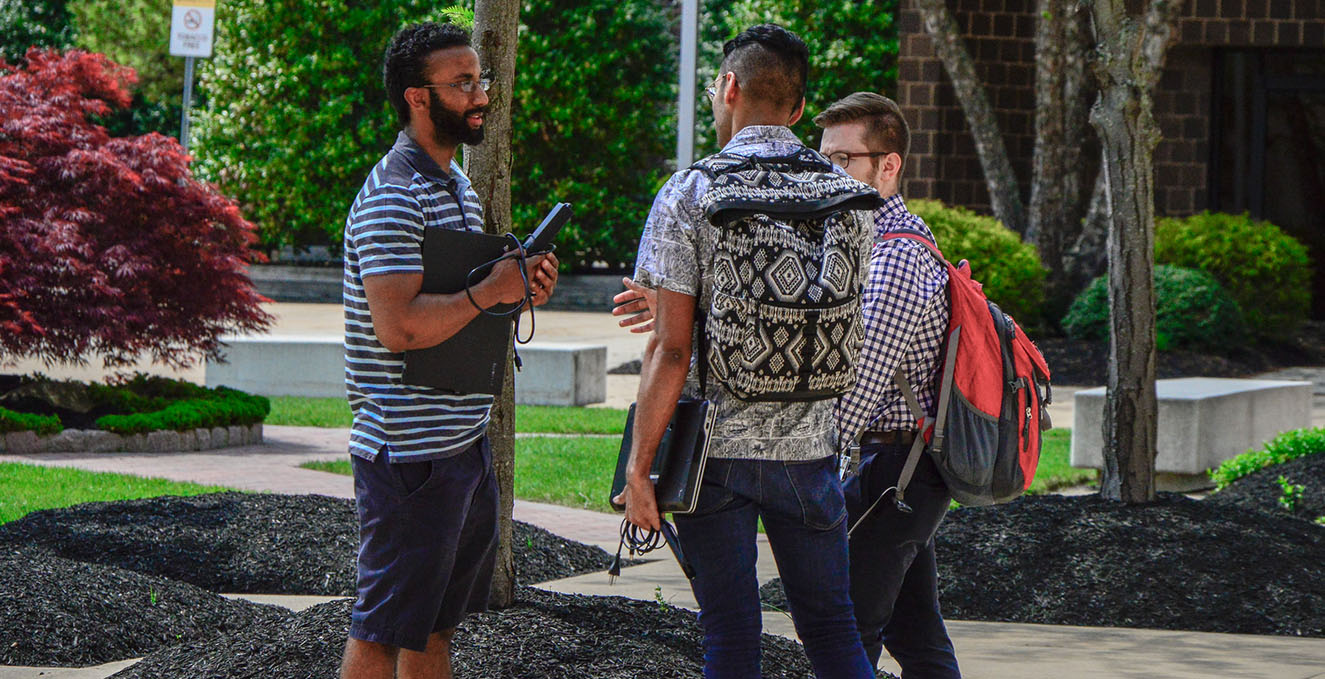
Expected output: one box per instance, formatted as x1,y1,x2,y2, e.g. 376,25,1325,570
691,147,880,402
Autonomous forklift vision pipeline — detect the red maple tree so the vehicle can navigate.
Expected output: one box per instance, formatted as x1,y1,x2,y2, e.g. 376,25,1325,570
0,48,272,369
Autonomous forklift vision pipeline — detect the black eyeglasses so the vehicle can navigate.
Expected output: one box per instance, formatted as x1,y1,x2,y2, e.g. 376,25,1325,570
828,151,892,169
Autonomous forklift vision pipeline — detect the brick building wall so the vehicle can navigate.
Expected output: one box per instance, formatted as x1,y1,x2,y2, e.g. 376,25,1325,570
898,0,1325,219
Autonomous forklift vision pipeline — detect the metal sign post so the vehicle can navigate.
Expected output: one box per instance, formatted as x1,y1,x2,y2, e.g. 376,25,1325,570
676,0,698,169
169,0,216,152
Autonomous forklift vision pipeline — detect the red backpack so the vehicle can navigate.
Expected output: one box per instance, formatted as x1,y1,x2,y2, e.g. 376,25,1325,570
880,229,1053,509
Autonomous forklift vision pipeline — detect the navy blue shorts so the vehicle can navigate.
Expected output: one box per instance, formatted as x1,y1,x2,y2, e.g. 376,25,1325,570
349,437,498,652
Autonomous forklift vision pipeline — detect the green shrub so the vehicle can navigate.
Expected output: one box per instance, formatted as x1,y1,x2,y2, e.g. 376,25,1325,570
194,0,678,268
0,0,75,63
69,0,182,137
1210,426,1325,490
511,0,677,270
95,388,270,435
1155,211,1312,335
0,407,62,435
68,0,177,103
1061,265,1247,351
908,199,1045,324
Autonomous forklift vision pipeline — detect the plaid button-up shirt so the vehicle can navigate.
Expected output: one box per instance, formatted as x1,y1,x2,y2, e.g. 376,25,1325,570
834,194,950,448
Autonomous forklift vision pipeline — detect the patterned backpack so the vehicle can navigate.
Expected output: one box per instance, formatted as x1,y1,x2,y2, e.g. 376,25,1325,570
692,147,880,402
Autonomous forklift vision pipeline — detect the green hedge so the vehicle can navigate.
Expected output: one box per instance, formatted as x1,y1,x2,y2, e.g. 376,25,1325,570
193,0,680,267
0,407,62,435
1061,265,1247,352
0,0,75,63
908,199,1045,325
1210,426,1325,490
1155,212,1312,336
0,376,268,435
95,388,270,435
510,0,677,269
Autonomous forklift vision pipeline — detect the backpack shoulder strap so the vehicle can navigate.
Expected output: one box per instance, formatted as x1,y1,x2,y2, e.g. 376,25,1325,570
880,229,945,262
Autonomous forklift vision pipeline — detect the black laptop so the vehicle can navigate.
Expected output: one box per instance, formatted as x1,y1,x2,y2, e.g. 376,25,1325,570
401,228,517,396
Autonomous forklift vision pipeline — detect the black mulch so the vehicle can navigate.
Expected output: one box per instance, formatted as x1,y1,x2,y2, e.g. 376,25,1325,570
0,493,619,596
1208,453,1325,522
761,493,1325,636
608,358,642,375
0,545,291,667
112,587,878,679
1039,320,1325,386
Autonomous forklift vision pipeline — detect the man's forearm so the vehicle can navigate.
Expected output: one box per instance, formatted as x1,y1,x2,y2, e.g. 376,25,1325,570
627,334,691,481
388,287,501,351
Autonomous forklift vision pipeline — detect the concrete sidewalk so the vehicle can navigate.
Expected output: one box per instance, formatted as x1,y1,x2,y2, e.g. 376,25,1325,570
5,424,1325,678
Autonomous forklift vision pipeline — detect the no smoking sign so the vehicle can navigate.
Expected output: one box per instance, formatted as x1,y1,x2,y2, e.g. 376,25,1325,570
169,0,215,58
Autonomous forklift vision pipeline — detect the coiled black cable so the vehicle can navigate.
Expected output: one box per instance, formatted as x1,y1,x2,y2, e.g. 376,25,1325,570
463,233,551,348
607,517,695,583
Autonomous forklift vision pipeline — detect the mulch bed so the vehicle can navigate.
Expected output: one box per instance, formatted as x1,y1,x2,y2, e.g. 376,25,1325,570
1039,320,1325,385
1207,453,1325,522
0,544,292,667
0,493,618,596
761,493,1325,636
112,587,857,679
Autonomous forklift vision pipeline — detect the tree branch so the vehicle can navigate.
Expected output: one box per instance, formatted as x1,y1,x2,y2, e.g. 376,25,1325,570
914,0,1028,235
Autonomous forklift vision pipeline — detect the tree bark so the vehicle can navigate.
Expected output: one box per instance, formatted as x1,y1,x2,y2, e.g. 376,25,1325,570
914,0,1029,235
1027,0,1091,310
1087,0,1185,504
1063,160,1111,290
467,0,520,608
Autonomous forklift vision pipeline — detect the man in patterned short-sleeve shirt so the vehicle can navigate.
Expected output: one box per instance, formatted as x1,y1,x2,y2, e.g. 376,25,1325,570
340,22,558,679
616,24,876,679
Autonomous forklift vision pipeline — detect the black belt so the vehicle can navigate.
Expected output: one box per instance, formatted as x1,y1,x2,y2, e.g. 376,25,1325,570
860,430,916,446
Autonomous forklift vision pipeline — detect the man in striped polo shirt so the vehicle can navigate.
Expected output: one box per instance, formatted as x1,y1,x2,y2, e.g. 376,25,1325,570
340,22,558,679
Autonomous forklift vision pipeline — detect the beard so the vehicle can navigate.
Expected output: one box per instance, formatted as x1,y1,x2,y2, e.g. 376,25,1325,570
429,89,486,147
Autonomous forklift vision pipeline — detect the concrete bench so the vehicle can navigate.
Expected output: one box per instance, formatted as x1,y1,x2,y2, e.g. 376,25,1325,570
205,337,606,406
1070,377,1312,490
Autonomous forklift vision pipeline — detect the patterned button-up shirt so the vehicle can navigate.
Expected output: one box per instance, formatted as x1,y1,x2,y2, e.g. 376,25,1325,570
634,125,873,462
834,194,950,448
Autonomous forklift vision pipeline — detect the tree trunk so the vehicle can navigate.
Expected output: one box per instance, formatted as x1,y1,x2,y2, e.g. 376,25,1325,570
1087,0,1185,504
1027,0,1091,312
1064,157,1110,291
914,0,1028,235
467,0,521,608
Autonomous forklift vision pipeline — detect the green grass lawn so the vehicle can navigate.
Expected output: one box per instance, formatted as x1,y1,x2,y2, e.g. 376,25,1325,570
302,436,622,513
1027,428,1095,494
0,462,233,524
300,428,1093,514
267,397,628,434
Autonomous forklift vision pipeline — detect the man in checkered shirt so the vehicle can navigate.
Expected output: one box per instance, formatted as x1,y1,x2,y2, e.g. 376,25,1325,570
817,92,960,678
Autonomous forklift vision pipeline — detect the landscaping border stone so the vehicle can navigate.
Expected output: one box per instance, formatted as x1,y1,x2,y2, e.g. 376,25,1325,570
0,423,263,454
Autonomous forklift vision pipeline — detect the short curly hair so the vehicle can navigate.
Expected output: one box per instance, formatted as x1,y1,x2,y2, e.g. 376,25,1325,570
383,22,472,128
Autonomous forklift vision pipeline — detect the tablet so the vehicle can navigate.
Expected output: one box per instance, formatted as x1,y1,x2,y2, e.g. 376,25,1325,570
522,202,573,254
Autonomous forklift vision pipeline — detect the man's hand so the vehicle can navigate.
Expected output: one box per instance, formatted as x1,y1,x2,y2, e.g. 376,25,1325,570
481,252,559,307
611,277,657,333
613,475,662,532
529,252,559,307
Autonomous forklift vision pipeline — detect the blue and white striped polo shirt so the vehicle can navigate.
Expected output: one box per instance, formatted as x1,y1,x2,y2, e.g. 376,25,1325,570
343,131,490,463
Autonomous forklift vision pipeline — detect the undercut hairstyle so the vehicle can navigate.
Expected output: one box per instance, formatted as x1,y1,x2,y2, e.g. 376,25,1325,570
383,22,472,127
720,23,809,112
813,92,912,168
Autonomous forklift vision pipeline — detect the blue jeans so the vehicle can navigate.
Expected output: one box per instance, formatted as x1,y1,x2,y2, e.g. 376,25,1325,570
674,455,874,679
843,443,961,679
